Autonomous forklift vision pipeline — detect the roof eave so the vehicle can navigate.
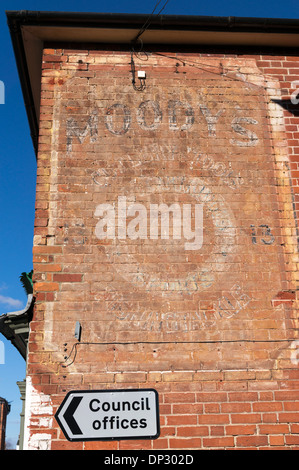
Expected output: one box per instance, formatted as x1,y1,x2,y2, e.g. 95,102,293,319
0,294,34,360
6,11,299,157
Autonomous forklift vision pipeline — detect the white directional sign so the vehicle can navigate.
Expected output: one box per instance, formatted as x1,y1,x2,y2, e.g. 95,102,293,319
55,389,160,441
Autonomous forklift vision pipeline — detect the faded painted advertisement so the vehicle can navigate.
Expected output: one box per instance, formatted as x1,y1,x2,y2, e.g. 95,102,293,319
44,56,297,369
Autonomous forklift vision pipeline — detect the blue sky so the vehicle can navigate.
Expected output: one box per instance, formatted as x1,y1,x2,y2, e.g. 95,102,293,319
0,0,299,450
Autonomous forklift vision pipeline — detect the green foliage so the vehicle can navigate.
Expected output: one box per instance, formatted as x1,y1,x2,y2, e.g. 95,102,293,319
19,270,33,295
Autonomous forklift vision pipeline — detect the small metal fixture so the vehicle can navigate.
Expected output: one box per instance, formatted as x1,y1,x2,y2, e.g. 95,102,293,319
74,321,82,342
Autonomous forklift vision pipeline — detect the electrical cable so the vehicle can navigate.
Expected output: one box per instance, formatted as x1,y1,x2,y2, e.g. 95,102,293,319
155,0,171,17
130,0,171,91
130,50,146,91
60,338,297,368
128,0,280,88
130,47,276,88
130,0,269,89
132,0,167,45
151,51,272,86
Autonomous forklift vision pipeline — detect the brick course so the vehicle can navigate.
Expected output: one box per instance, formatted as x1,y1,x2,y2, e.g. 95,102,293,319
26,45,299,450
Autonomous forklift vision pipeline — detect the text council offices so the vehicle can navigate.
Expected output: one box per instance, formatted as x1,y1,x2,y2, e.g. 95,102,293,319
90,396,151,431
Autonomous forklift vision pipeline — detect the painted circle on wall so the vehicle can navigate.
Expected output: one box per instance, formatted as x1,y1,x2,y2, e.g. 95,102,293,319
93,171,237,296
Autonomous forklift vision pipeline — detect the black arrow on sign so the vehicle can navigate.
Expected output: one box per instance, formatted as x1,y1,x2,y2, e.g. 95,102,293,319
63,396,83,435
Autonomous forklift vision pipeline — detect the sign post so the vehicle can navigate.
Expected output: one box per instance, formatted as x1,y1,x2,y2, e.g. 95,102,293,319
55,389,160,442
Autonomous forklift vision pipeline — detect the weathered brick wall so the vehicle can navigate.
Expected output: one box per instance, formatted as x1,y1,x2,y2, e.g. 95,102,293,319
26,45,299,450
0,399,9,450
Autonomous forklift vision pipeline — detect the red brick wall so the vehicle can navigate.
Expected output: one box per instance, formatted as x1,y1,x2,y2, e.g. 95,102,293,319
0,399,9,450
26,45,299,450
